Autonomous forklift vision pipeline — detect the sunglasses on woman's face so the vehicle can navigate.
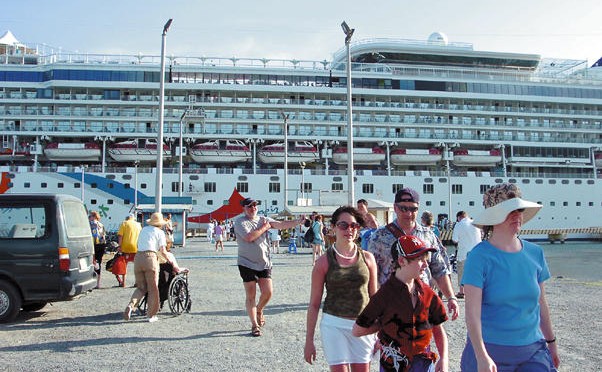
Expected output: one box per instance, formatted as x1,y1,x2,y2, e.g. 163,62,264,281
335,221,361,230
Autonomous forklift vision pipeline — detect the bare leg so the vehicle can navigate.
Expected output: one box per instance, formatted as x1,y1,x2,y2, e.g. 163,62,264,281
243,281,259,328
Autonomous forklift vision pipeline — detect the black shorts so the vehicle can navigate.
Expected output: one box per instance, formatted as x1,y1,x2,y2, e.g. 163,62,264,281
238,265,272,282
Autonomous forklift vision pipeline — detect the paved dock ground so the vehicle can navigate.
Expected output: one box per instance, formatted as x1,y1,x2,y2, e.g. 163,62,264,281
0,239,600,371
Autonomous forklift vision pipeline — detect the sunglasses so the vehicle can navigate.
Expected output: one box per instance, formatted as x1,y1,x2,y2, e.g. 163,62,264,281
335,221,361,230
395,205,419,213
244,204,257,209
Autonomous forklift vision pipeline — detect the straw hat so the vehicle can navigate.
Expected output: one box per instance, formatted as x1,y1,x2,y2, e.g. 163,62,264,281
146,212,167,227
472,183,542,228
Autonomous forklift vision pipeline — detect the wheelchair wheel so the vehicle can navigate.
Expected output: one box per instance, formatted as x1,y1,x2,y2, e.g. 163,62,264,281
168,275,191,315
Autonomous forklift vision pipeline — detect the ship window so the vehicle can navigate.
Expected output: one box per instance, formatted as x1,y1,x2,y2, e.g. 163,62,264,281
574,180,582,184
301,183,312,193
479,185,489,194
362,184,374,194
576,202,581,206
124,184,130,189
535,180,543,184
107,200,113,205
469,201,475,207
238,176,248,181
508,179,517,184
90,200,97,205
424,178,433,183
439,201,445,207
392,184,404,194
105,175,115,180
589,202,594,207
91,183,97,189
563,202,568,206
108,183,114,189
425,201,432,207
451,185,462,194
550,202,555,206
190,175,200,181
237,182,248,193
124,199,131,205
41,183,47,188
522,180,530,184
206,200,213,206
548,180,556,184
423,184,434,194
332,183,343,191
204,182,216,193
140,183,147,189
333,177,343,182
58,183,64,188
122,175,131,180
270,176,279,181
561,180,569,184
24,182,30,188
74,182,80,188
269,183,280,193
438,178,447,183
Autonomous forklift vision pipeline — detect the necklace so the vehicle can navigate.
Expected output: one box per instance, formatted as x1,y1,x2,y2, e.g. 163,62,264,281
332,244,357,260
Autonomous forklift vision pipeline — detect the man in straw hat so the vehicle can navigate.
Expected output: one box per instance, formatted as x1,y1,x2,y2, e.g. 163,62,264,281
367,187,460,320
123,212,173,323
234,197,306,337
461,183,560,370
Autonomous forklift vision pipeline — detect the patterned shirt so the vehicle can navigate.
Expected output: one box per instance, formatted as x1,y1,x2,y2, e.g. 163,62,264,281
367,221,451,286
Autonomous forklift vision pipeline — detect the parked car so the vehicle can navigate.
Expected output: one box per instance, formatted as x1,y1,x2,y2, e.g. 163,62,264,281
0,194,97,322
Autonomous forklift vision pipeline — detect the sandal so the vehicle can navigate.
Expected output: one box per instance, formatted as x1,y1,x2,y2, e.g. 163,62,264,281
257,310,265,327
251,325,262,337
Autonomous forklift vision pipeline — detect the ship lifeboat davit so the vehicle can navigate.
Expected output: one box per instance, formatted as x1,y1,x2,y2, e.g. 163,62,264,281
190,140,251,164
595,152,602,167
44,142,101,161
332,146,385,165
108,139,170,162
258,141,319,164
390,148,442,166
452,148,502,167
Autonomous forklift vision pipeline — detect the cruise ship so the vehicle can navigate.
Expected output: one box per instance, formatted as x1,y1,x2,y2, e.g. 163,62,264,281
1,30,601,238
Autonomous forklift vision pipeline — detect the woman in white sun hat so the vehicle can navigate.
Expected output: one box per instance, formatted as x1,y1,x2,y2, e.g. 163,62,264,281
460,183,560,371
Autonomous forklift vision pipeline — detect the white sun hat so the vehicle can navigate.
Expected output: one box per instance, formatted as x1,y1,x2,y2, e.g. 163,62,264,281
472,183,542,228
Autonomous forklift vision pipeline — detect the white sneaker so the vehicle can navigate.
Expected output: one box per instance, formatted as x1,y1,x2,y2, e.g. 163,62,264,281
123,306,132,321
148,315,159,323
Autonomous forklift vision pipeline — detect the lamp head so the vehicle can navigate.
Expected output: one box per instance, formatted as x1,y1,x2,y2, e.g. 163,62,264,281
163,19,173,34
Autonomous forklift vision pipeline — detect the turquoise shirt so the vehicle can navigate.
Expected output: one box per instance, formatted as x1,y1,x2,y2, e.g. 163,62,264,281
462,239,550,346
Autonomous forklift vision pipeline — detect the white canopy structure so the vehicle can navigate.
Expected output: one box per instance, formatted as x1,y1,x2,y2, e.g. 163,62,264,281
0,30,23,46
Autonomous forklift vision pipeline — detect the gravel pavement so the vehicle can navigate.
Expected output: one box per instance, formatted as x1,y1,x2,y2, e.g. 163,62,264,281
0,239,599,371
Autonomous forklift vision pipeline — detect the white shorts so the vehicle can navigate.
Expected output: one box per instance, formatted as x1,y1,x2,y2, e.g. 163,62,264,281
320,313,376,366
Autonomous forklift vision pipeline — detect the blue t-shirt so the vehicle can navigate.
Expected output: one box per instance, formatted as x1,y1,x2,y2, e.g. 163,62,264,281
311,222,324,244
462,239,550,346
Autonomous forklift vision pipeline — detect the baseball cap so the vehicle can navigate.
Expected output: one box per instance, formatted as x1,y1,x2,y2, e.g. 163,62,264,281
395,187,420,203
391,235,436,261
240,197,258,207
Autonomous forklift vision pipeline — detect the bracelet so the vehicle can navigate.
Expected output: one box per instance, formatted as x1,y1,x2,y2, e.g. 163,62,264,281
545,337,556,344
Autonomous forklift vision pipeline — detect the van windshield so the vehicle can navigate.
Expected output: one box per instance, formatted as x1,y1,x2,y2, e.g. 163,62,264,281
63,201,92,238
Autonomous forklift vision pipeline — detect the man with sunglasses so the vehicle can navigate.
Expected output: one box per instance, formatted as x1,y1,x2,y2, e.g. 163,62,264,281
367,188,460,320
234,197,306,337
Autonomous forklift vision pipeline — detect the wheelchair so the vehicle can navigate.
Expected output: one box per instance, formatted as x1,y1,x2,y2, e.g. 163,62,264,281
136,262,191,316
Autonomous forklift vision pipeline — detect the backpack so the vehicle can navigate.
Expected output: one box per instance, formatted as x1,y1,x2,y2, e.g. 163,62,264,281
90,221,106,245
303,224,316,244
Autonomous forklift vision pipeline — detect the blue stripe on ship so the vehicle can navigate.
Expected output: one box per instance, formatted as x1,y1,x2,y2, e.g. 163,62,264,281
61,172,147,202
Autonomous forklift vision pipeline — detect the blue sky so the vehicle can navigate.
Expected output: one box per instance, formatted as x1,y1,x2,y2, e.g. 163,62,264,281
3,0,602,64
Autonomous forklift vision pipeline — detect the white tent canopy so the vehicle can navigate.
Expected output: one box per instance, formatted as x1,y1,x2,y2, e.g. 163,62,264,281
0,30,23,46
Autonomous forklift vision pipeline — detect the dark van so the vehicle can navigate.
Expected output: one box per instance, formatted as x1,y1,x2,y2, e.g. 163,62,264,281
0,194,96,322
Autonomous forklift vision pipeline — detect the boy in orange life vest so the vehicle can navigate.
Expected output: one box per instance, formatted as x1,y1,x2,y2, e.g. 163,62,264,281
353,235,449,372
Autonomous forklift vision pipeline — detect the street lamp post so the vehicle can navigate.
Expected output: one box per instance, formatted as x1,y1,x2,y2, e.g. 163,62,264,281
281,112,289,208
134,160,139,208
341,21,355,205
300,161,306,204
155,18,173,213
178,110,187,197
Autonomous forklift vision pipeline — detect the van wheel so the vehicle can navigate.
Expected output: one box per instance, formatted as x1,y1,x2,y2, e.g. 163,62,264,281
0,281,22,323
22,302,48,312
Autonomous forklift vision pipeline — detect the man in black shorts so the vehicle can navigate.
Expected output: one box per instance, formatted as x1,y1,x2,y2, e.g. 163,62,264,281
234,197,304,337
